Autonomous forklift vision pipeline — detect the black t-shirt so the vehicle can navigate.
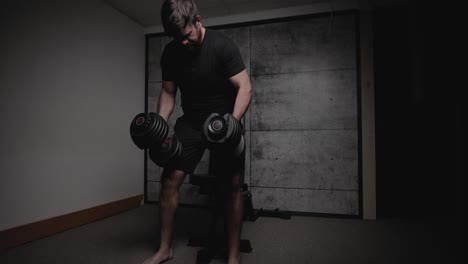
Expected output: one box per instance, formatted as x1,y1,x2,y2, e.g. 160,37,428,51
161,29,245,127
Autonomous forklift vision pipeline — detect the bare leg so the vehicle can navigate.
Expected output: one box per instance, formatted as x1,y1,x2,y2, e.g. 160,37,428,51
226,172,243,264
143,169,186,264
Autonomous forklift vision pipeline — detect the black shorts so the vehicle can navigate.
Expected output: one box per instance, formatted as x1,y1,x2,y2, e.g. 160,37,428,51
171,116,245,176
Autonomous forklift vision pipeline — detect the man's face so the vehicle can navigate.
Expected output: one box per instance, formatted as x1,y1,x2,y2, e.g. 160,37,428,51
176,20,203,51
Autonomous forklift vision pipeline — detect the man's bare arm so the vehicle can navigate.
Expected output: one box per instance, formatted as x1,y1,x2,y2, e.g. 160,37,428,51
157,80,177,122
229,69,252,121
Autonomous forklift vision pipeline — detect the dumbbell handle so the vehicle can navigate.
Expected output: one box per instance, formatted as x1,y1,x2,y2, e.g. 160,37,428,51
149,134,182,167
203,113,245,156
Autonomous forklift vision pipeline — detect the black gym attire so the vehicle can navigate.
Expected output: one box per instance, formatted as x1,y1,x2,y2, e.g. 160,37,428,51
161,29,245,174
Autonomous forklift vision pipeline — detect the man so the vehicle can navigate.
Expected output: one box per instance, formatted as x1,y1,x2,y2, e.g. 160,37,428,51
143,1,252,264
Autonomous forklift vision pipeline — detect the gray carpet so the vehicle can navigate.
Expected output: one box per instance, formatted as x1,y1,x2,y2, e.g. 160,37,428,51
0,204,464,264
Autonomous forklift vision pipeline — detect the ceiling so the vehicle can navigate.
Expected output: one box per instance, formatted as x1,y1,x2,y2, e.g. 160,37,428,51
104,0,324,28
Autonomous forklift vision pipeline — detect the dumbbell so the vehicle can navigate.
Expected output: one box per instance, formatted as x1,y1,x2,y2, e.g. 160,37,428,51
148,134,182,168
130,112,182,167
202,113,245,157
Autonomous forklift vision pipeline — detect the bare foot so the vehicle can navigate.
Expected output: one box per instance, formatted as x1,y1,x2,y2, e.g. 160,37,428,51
228,255,240,264
142,248,173,264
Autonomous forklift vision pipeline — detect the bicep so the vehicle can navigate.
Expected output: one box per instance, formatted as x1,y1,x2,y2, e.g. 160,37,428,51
161,80,177,96
229,69,250,90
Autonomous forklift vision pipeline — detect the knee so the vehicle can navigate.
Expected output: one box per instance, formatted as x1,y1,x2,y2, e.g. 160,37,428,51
230,174,243,195
161,181,178,196
161,169,185,192
230,183,243,201
230,182,242,193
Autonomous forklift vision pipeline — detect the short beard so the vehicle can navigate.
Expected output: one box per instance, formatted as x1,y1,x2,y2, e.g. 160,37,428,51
186,25,202,53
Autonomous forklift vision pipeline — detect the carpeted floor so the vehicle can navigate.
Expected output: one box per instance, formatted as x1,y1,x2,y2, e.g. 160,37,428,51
0,204,464,264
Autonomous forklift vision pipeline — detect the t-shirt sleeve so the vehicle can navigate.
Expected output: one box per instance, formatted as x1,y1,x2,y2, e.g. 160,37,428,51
221,37,246,79
161,44,175,81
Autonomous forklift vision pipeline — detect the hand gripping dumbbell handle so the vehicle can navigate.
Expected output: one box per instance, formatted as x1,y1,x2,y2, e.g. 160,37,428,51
202,113,245,156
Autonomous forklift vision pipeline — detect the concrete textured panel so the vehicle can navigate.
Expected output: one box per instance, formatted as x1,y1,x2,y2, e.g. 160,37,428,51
147,80,160,98
147,82,159,114
251,14,356,75
251,187,359,215
148,37,162,83
242,102,251,132
251,70,357,130
148,35,172,83
251,130,358,190
244,131,251,186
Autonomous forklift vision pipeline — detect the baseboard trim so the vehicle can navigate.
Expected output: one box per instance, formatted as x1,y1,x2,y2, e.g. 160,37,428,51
0,194,143,249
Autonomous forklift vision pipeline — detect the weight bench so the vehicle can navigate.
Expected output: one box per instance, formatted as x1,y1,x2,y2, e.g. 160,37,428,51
187,154,291,264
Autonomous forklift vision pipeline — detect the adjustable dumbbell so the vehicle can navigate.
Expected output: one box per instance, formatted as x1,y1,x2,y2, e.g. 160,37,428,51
202,113,245,157
130,112,182,167
148,134,182,168
130,112,168,149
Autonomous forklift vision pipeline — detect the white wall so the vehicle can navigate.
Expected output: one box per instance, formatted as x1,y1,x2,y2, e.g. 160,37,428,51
0,1,145,230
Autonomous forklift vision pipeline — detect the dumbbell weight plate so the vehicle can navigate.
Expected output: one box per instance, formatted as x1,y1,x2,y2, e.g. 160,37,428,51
148,112,169,147
225,114,241,146
148,134,182,167
130,113,156,149
130,113,150,137
130,112,170,150
203,113,227,144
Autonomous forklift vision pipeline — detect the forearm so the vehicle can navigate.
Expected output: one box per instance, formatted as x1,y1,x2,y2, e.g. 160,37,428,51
232,84,252,121
157,81,177,122
230,70,252,121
